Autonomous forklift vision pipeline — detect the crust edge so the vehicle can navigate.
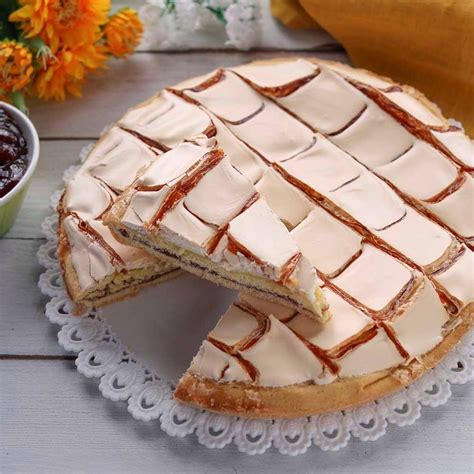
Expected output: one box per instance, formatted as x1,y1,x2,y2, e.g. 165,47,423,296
174,304,473,419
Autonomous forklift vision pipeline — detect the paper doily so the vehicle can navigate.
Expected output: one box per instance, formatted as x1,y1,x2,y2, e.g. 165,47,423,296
37,145,474,456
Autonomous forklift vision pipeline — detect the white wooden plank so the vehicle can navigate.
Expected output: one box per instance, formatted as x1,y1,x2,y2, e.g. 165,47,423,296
5,140,88,240
29,51,348,139
0,360,472,473
0,240,69,356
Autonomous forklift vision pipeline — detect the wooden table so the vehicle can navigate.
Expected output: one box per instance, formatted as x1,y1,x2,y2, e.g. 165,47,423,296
1,44,473,473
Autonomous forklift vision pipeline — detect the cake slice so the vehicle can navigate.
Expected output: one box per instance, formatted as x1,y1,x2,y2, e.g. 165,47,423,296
105,140,329,322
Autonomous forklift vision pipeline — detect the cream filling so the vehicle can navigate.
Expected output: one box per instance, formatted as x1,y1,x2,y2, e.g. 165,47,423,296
113,222,328,319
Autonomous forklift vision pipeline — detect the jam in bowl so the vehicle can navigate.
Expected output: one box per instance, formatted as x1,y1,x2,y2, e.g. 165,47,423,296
0,108,29,198
0,102,39,237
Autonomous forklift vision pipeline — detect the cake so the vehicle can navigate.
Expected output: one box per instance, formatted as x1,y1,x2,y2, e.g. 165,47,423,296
62,57,473,417
105,139,329,321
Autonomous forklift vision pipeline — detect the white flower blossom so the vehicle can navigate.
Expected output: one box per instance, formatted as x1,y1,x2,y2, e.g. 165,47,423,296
141,0,261,50
224,1,261,50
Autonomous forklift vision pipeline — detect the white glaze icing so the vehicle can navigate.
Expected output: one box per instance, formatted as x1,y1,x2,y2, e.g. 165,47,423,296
185,71,263,122
337,328,405,377
280,134,363,194
209,304,259,346
189,340,251,382
287,289,373,351
184,157,255,226
64,173,113,220
291,207,362,275
226,101,314,162
331,244,413,312
138,142,209,187
123,187,171,226
328,62,393,89
227,199,300,270
85,127,157,192
330,170,406,231
375,140,459,200
387,278,449,357
383,91,445,126
433,249,474,306
119,91,212,148
374,207,453,267
241,315,335,387
255,167,314,228
279,65,368,134
63,215,115,290
432,129,474,169
330,102,414,168
212,113,265,183
87,219,153,269
160,201,216,255
424,175,474,238
231,59,316,88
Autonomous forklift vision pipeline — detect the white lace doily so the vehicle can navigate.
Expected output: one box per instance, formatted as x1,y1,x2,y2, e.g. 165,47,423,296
37,144,474,456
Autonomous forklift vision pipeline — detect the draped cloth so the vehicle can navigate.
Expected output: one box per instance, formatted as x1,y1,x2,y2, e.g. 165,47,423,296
271,0,474,135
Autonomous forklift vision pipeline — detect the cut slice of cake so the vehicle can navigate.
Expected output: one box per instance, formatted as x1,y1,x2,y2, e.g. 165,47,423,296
105,140,329,322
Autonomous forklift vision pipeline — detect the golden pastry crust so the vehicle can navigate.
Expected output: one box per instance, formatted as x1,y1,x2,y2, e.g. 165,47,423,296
175,304,473,419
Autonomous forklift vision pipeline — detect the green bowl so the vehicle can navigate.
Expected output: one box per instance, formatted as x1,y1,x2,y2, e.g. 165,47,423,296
0,102,40,237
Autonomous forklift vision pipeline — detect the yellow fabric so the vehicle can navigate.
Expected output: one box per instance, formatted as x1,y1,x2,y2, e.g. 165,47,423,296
272,0,474,135
270,0,318,29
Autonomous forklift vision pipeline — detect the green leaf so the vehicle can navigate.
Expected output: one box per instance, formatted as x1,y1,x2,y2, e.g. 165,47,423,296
205,6,227,24
10,91,28,115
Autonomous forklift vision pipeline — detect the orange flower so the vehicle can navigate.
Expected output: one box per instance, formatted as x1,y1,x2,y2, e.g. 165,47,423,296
9,0,110,52
34,43,107,101
103,8,143,58
0,40,34,95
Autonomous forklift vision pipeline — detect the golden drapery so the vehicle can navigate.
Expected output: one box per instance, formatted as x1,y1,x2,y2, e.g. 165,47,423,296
271,0,474,135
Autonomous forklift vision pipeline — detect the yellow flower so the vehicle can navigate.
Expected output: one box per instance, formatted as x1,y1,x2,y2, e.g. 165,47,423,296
103,8,143,58
34,43,107,101
0,40,34,95
10,0,110,52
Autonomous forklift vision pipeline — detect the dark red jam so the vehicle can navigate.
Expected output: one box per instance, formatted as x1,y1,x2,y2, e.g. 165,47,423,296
0,108,29,198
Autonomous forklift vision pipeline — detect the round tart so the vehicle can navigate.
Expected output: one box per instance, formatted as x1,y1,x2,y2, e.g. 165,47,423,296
61,57,473,417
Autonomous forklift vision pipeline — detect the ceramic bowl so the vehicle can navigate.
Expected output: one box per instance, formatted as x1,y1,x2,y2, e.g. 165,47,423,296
0,102,40,237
